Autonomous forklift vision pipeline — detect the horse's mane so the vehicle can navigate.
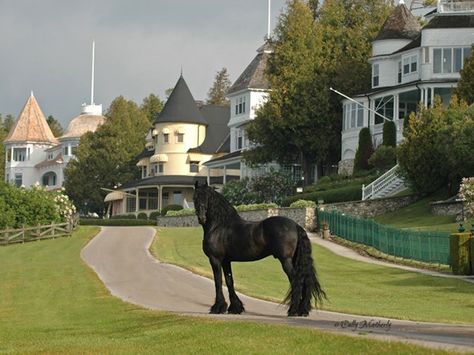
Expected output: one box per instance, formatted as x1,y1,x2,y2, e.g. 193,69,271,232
206,187,241,225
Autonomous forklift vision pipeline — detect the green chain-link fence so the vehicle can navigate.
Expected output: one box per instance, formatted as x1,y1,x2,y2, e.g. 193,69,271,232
318,209,450,265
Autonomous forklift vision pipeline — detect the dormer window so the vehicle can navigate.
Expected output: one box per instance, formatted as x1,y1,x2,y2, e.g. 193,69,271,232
13,148,27,162
235,96,246,115
177,133,184,143
372,64,379,87
189,161,199,173
47,153,54,160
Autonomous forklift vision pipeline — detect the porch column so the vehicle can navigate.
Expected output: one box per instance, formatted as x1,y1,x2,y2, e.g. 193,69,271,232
430,87,435,107
394,94,399,121
223,165,227,185
158,186,162,212
135,188,139,213
207,167,211,185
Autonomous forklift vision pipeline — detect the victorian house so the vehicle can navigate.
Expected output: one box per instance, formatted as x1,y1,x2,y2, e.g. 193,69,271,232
339,0,474,174
104,75,231,216
4,94,104,188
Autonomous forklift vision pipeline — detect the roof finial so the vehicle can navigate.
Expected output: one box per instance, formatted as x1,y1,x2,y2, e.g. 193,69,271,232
399,0,405,5
180,65,183,77
267,0,271,40
30,90,34,97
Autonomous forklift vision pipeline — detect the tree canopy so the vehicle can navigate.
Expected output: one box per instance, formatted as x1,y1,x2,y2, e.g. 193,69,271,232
141,93,164,123
46,115,64,137
398,97,474,195
244,0,391,182
207,68,231,105
64,96,150,215
455,45,474,105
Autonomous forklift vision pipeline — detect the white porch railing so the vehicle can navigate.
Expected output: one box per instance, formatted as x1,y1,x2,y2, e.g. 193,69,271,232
362,164,407,200
438,0,474,13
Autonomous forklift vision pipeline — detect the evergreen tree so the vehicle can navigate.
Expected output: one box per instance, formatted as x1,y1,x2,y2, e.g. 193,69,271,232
64,96,149,215
46,115,64,137
207,68,231,105
382,120,397,147
353,127,374,173
141,93,164,124
245,0,391,180
3,114,15,132
455,45,474,105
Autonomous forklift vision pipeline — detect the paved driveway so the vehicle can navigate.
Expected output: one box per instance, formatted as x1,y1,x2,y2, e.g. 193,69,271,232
81,227,474,352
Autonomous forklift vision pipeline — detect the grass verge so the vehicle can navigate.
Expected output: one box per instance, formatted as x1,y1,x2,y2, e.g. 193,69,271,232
0,226,447,354
153,227,474,324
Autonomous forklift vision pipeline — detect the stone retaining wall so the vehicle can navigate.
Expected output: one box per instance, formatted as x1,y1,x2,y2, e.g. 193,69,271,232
156,207,316,230
321,195,419,219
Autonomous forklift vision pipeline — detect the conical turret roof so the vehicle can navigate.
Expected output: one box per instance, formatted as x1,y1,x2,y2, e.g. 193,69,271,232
375,4,421,41
154,75,207,125
4,93,58,144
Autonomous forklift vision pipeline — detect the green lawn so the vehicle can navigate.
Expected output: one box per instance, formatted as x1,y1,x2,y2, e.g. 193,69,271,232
153,227,474,324
374,193,473,232
0,226,446,354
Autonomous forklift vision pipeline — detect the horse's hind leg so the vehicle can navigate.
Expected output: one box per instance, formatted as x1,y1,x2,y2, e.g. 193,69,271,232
222,260,244,314
280,257,299,316
209,256,228,314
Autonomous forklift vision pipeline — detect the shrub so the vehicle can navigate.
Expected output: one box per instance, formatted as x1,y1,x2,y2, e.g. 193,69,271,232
80,219,156,226
289,200,317,209
222,178,258,205
235,203,278,212
353,127,374,173
282,185,362,206
160,204,183,216
137,212,148,220
111,214,137,219
0,182,75,229
250,169,295,205
166,208,195,217
149,211,160,220
382,120,397,147
368,145,397,173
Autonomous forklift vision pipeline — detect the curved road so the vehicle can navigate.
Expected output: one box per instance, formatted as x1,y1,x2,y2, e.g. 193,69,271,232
81,227,474,352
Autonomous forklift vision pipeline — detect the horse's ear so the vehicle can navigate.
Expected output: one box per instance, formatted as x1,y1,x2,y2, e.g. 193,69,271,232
194,181,199,189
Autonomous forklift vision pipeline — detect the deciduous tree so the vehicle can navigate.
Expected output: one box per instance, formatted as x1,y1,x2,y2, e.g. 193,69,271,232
455,45,474,105
64,96,150,215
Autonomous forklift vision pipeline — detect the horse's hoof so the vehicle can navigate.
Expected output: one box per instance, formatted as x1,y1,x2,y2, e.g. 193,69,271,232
228,303,245,314
298,312,309,317
210,302,228,314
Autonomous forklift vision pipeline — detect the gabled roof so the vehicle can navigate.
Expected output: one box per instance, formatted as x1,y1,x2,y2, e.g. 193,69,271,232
375,4,421,41
5,94,58,144
154,75,207,125
227,43,272,95
188,105,230,155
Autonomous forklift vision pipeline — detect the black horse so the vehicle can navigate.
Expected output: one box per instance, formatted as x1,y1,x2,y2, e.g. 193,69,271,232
193,181,325,317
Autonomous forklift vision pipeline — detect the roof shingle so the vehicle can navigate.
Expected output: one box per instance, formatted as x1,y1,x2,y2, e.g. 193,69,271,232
5,94,58,144
375,4,421,41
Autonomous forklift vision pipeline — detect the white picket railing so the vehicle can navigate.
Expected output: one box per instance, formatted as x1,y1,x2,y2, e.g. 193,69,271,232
362,164,406,200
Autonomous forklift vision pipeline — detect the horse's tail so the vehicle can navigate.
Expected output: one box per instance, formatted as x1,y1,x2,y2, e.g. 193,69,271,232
284,225,326,316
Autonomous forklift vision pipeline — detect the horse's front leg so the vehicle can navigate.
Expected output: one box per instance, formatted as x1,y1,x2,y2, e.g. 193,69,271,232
222,260,244,314
209,256,228,314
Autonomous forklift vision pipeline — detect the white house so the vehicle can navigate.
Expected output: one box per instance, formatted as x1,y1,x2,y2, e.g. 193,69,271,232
3,94,105,189
339,0,474,174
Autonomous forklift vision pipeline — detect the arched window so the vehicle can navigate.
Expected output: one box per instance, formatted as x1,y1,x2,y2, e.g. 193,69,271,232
42,172,57,187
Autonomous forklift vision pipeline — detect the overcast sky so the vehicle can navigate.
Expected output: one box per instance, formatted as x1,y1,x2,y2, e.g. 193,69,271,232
0,0,286,127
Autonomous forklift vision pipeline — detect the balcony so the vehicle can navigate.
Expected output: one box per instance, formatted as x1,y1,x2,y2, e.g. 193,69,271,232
438,0,474,13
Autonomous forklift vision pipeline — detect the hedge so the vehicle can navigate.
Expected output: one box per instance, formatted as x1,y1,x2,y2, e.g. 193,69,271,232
282,185,362,207
166,208,195,217
137,212,148,220
235,203,278,212
80,219,156,226
161,204,183,216
111,214,137,220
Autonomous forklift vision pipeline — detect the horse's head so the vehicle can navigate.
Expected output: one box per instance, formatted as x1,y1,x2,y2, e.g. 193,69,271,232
193,181,210,225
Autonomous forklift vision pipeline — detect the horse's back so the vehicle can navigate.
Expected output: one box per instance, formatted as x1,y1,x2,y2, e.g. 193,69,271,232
261,216,300,259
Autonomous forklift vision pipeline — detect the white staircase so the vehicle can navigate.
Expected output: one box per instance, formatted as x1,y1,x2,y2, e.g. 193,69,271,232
362,164,407,200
